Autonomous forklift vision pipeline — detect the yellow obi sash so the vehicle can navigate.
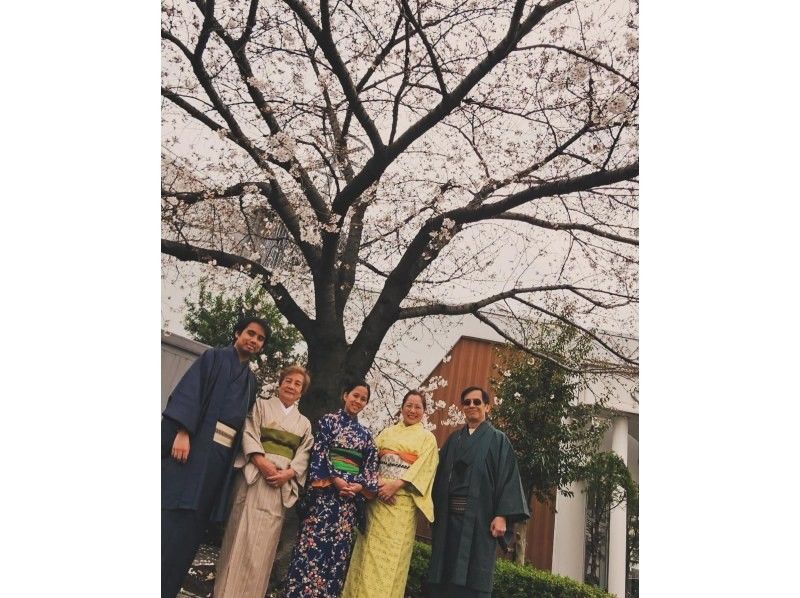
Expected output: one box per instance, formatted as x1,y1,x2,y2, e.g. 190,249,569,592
260,426,303,460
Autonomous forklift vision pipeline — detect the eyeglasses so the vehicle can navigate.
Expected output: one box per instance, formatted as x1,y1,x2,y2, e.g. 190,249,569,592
461,398,484,407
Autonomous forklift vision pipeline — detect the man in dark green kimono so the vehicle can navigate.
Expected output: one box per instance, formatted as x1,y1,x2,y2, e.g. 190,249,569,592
426,386,530,597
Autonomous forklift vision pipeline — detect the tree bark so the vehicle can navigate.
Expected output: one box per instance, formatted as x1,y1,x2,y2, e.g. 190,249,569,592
514,519,528,565
302,341,349,429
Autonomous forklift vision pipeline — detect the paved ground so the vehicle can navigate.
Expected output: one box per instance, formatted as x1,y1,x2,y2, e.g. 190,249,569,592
176,542,284,597
176,509,298,598
177,543,217,598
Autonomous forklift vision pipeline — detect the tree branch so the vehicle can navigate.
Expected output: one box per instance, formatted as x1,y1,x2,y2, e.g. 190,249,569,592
161,179,322,269
161,86,225,133
516,43,639,89
399,0,448,96
472,310,637,376
511,296,638,365
161,238,314,337
331,0,574,215
282,0,385,152
236,0,261,49
397,285,635,320
452,161,639,224
207,9,332,223
467,122,592,208
335,202,367,317
491,213,638,246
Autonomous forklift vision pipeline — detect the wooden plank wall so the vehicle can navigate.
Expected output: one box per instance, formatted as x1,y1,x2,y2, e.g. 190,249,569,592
527,497,556,570
426,336,499,446
415,336,555,570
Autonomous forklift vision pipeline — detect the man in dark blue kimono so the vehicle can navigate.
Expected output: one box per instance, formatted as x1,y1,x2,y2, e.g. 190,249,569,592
161,317,269,598
426,386,530,598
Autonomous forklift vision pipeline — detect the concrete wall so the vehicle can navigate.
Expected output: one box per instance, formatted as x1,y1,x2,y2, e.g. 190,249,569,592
161,331,209,411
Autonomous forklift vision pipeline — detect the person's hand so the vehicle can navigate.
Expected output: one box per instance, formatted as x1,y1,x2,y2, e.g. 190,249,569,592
334,478,361,499
266,468,295,488
252,454,279,479
490,516,507,538
332,476,348,491
171,429,190,463
378,478,404,503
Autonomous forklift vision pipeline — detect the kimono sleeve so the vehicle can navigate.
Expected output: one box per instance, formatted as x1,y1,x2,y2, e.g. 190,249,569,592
402,431,439,523
289,418,314,486
308,414,334,483
240,398,266,459
162,348,215,436
401,431,439,495
280,417,314,508
356,435,379,497
492,433,530,525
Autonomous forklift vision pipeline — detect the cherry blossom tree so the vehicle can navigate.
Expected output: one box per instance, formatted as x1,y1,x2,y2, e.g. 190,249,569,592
161,0,639,426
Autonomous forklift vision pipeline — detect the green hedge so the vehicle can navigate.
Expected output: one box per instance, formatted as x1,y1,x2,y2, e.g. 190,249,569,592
406,541,613,598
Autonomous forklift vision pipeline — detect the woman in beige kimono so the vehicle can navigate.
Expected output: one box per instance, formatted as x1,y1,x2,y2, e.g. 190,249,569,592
213,364,314,598
341,390,439,598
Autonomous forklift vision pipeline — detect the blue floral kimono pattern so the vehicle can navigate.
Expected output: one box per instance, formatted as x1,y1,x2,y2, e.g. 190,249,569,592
283,409,379,598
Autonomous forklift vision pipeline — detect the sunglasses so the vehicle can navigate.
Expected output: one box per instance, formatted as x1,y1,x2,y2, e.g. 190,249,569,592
461,398,485,407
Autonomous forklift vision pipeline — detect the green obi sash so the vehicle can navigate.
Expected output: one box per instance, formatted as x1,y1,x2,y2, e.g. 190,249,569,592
260,427,303,460
330,445,363,475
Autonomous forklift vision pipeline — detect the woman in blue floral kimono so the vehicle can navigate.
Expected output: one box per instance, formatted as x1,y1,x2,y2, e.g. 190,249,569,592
282,380,379,598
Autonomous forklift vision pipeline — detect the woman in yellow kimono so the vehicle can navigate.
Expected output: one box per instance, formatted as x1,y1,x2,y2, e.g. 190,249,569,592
342,390,439,598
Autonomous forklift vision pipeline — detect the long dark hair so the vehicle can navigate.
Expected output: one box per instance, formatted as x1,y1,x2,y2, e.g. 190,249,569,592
342,379,371,402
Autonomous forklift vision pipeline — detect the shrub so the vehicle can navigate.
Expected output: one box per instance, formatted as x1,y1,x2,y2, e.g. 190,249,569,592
406,541,613,598
405,540,432,596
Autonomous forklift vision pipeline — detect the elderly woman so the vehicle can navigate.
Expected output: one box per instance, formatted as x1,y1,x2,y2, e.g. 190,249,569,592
282,380,379,598
213,364,314,598
341,390,439,598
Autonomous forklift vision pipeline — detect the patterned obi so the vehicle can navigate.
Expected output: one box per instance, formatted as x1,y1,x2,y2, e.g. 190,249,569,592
377,449,418,480
329,445,364,475
260,427,303,460
448,495,468,514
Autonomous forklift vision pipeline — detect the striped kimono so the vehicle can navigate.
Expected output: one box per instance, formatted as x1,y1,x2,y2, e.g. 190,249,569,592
214,396,313,598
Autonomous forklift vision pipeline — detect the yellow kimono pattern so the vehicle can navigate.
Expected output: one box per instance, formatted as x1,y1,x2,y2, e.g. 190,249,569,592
341,421,439,598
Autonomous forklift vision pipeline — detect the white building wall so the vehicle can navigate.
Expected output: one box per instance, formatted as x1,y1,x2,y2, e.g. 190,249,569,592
607,416,629,597
552,480,587,581
551,411,639,590
628,435,639,483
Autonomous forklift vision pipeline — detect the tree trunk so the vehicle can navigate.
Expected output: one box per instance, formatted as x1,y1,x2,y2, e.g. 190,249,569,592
300,321,382,430
303,344,349,429
514,519,528,565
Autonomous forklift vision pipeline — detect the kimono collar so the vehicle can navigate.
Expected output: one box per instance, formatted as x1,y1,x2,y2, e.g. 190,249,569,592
274,397,296,414
223,345,253,382
338,407,359,422
465,419,490,436
223,344,249,366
